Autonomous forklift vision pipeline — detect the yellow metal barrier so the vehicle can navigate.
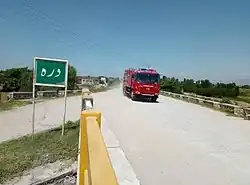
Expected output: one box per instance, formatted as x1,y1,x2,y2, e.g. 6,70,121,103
78,111,118,185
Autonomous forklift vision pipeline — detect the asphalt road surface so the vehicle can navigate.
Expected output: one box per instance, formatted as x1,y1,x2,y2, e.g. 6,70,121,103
1,86,250,185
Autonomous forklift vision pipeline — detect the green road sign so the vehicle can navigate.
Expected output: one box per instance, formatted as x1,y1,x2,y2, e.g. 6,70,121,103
34,57,68,87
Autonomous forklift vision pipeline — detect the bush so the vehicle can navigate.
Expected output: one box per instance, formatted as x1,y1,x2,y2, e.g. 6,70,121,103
161,77,240,98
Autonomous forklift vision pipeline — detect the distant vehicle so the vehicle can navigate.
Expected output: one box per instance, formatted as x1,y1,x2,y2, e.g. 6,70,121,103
98,76,108,87
100,76,107,84
122,68,160,102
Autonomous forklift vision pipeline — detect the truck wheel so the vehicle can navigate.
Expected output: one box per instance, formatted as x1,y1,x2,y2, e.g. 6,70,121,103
131,92,136,101
151,96,157,102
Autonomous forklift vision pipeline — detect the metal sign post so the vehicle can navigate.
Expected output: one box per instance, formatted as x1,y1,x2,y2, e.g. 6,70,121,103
62,63,68,136
32,57,69,137
32,67,36,140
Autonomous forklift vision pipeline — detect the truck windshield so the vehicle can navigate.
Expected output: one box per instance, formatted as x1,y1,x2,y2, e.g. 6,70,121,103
135,73,160,84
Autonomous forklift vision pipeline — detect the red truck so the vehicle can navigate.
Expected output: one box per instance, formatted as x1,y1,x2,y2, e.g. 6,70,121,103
123,68,160,102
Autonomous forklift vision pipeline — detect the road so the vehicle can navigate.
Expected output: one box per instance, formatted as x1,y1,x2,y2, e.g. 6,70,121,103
1,86,250,185
94,87,250,185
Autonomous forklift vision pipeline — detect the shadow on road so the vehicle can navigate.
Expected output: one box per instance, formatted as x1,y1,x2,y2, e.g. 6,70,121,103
132,98,160,104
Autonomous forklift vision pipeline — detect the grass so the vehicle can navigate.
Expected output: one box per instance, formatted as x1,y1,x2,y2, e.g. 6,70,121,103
232,88,250,105
0,84,119,183
0,100,32,111
235,96,250,104
240,88,250,96
0,120,80,183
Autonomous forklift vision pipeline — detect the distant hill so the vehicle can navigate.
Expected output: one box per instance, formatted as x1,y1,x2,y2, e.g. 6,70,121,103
235,79,250,85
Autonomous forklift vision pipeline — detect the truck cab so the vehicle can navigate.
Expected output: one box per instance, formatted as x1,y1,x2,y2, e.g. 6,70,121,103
123,68,160,102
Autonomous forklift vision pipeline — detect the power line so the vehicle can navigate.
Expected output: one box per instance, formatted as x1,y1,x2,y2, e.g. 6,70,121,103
4,1,145,66
22,0,144,63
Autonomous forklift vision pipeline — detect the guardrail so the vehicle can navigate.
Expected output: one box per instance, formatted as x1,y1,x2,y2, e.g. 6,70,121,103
161,91,250,120
77,111,118,185
2,82,120,101
183,92,223,102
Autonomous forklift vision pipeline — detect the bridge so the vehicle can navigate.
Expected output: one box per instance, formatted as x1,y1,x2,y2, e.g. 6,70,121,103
1,86,250,185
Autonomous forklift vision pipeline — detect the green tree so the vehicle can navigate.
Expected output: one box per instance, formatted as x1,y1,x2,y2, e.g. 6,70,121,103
67,65,77,90
0,67,32,92
160,77,182,94
0,64,78,92
19,68,33,92
182,78,196,93
160,76,240,98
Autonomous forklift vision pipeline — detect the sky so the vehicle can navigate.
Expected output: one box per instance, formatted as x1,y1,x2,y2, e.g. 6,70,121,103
0,0,249,83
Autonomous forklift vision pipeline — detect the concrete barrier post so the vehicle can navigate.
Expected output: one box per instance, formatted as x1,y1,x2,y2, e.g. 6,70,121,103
81,88,94,111
0,92,8,102
38,92,43,98
246,114,250,120
82,97,94,111
213,102,220,109
198,99,204,104
245,108,250,120
8,92,14,100
234,107,244,117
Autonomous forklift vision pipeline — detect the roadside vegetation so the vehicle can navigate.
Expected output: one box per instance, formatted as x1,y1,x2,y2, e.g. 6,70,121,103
0,66,120,112
0,100,32,111
0,66,120,93
0,66,77,92
160,77,250,106
235,87,250,104
0,120,79,183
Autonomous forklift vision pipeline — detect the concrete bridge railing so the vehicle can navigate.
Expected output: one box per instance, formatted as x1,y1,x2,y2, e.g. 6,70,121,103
5,90,82,100
161,91,250,120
